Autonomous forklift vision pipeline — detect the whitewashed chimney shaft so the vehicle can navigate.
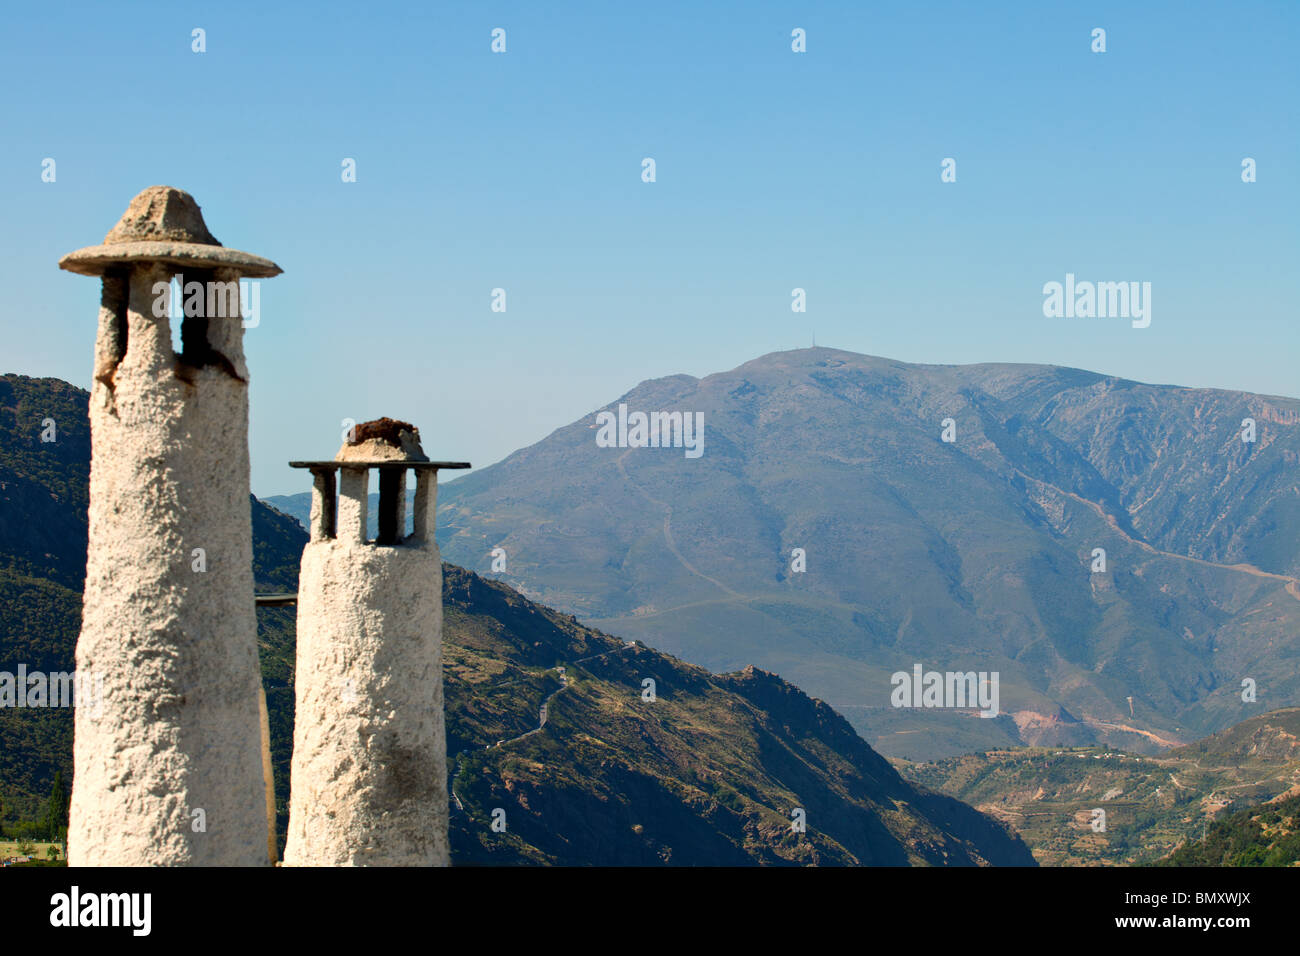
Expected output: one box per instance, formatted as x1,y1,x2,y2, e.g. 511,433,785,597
284,419,468,866
58,186,283,865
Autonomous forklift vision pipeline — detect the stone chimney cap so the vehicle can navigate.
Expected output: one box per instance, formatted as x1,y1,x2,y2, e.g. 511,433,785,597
288,418,473,471
337,418,430,463
59,186,282,278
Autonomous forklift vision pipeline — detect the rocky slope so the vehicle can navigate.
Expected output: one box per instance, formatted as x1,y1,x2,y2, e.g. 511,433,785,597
442,566,1031,865
0,373,1032,865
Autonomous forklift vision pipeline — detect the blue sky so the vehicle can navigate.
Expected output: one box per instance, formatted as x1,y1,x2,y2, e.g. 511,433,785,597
3,0,1296,495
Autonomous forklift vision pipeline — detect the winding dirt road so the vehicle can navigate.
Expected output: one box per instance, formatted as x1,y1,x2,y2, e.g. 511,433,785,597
1012,467,1300,604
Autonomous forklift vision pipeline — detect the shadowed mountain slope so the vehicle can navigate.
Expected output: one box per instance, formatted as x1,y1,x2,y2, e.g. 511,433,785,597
441,566,1031,865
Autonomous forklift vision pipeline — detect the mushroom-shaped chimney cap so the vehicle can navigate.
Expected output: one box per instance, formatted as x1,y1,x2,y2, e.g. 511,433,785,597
59,186,282,278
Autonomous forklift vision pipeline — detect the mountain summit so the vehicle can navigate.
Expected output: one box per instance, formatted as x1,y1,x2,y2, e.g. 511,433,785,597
435,348,1300,759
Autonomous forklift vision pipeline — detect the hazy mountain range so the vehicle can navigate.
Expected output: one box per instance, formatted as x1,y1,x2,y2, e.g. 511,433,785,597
411,348,1300,760
0,373,1033,865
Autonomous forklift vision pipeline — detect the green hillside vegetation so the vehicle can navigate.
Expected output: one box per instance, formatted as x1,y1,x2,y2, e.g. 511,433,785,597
1160,791,1300,866
901,707,1300,865
0,376,90,590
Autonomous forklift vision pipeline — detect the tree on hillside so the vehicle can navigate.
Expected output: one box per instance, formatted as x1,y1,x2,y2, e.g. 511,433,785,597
43,771,69,842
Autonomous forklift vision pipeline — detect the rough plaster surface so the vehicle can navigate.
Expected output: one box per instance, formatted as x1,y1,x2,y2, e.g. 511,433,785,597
102,186,221,245
68,260,269,866
337,436,426,463
283,534,448,867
